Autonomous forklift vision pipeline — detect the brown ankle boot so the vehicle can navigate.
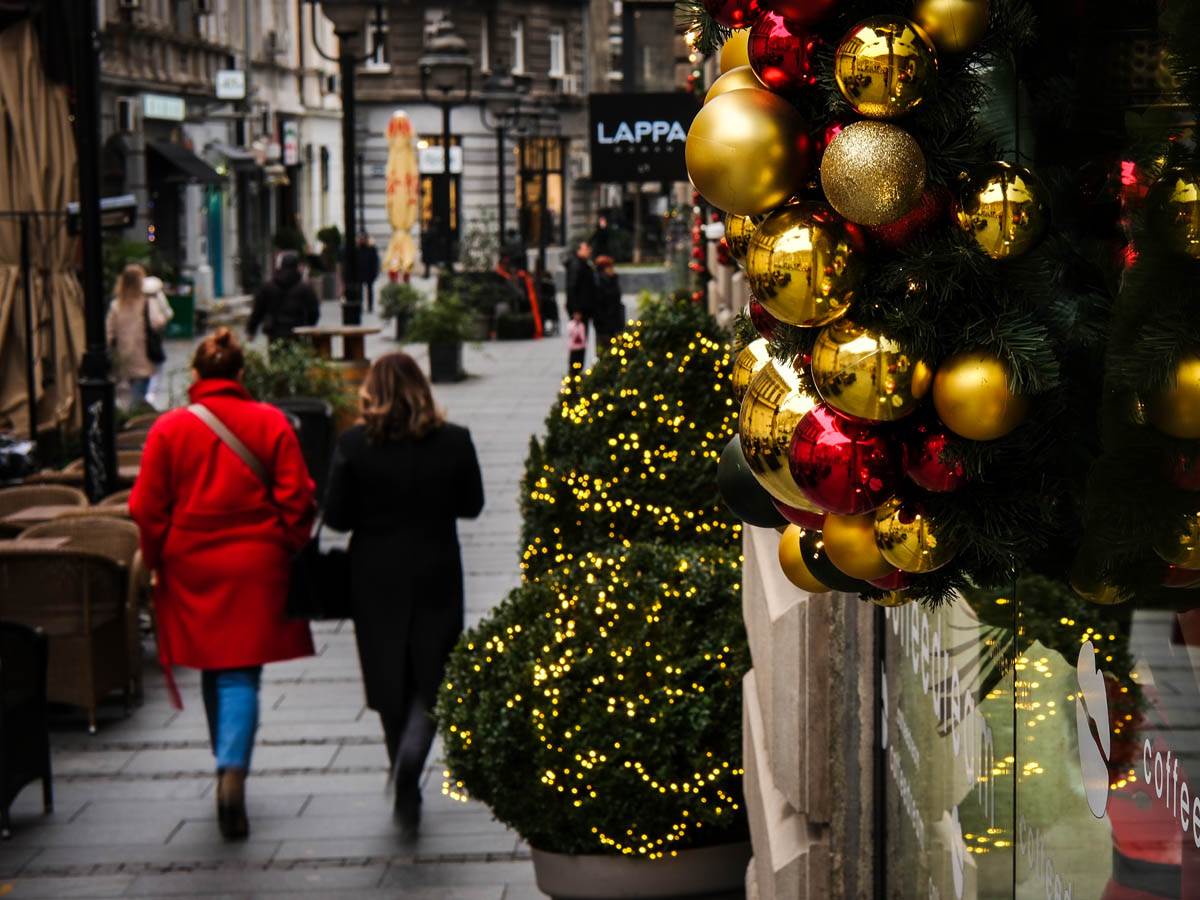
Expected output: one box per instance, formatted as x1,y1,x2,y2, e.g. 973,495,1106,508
216,768,249,841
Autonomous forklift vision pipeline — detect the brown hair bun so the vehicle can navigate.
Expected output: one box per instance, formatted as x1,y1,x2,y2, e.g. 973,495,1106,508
192,327,246,380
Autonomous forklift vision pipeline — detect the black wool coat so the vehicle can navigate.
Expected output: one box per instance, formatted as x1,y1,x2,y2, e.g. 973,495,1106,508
323,423,484,714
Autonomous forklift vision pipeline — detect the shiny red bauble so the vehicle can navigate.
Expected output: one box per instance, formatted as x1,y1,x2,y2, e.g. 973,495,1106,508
703,0,762,28
902,423,966,493
749,13,821,94
869,570,912,591
749,298,782,341
772,499,825,530
789,404,900,515
867,187,951,250
762,0,839,27
1168,450,1200,491
1164,565,1200,589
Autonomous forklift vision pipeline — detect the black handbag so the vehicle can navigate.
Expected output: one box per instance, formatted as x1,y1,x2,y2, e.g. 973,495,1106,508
144,299,166,365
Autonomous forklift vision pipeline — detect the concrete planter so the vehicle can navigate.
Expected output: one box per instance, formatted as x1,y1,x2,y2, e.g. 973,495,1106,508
531,842,751,899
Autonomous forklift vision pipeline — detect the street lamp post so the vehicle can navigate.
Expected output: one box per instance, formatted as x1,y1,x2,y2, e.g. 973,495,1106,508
303,0,387,326
480,73,533,256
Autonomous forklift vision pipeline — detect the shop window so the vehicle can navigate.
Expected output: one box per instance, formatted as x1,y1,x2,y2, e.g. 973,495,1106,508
549,26,565,78
515,137,567,250
511,17,525,74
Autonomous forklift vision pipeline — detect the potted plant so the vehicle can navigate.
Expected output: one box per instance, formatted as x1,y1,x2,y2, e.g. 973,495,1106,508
406,293,476,383
379,282,423,342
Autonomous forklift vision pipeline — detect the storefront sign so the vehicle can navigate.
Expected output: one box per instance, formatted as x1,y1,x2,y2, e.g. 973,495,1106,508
142,94,185,122
588,92,700,183
215,69,246,101
282,121,299,166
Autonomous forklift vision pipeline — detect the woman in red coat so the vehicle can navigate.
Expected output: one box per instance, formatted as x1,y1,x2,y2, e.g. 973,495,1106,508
130,328,315,840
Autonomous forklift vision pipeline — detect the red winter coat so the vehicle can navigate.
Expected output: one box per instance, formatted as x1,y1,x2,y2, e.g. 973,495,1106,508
130,379,315,697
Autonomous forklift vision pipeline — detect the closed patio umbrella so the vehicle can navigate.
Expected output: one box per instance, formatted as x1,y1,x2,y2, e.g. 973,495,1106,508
383,111,419,279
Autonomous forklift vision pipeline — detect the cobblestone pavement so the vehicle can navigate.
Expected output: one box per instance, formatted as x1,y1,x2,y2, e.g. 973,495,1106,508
2,300,580,898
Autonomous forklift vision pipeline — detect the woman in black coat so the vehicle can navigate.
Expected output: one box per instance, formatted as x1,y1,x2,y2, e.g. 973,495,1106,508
323,352,484,835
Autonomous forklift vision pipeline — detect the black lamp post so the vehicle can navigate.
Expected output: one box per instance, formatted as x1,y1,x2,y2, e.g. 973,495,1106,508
304,0,387,326
419,21,473,270
480,73,533,257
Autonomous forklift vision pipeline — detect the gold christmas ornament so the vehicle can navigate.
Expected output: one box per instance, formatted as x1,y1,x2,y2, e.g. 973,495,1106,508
810,320,933,422
872,591,913,608
820,121,927,226
955,161,1050,260
932,351,1029,441
720,27,752,73
1147,355,1200,439
873,498,955,574
1147,168,1200,259
705,65,766,104
739,358,824,512
1070,558,1125,606
731,338,773,403
725,212,760,263
686,89,813,216
823,513,898,580
778,525,833,593
912,0,989,54
744,204,864,327
834,16,938,119
1155,511,1200,569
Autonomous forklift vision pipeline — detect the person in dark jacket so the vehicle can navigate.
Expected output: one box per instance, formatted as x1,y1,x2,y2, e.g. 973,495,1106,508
592,255,625,349
564,241,596,362
247,252,320,342
356,233,381,313
323,353,484,837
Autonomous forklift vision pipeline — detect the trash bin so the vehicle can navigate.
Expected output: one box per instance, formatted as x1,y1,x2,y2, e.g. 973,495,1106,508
271,397,334,504
165,291,195,339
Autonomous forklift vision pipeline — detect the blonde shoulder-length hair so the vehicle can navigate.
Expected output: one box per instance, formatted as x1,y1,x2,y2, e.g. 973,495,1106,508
359,352,445,443
116,263,145,305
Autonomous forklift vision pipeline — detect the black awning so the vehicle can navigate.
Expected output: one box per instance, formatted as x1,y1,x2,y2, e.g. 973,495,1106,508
209,143,262,173
146,140,222,185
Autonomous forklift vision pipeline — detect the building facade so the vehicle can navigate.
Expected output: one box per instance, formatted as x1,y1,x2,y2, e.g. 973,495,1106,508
98,0,344,302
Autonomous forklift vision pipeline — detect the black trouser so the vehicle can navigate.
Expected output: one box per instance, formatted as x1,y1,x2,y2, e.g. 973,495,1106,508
379,676,437,803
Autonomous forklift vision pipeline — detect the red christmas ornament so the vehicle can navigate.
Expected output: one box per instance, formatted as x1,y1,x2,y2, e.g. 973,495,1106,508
867,187,951,250
772,499,825,530
1168,450,1200,491
703,0,762,28
762,0,839,27
749,12,820,94
749,298,782,340
869,570,912,591
1164,564,1200,589
902,422,967,493
789,404,900,515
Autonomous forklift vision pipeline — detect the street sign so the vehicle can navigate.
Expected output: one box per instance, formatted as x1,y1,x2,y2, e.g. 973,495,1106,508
142,93,185,122
215,69,246,100
418,145,463,175
588,92,700,183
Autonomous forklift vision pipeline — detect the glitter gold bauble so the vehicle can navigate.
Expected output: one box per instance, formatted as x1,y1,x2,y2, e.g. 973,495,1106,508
720,27,752,72
810,320,933,422
1147,167,1200,259
912,0,989,54
932,351,1028,441
686,89,812,216
731,338,773,403
725,212,761,263
1147,355,1200,439
778,525,833,593
1154,511,1200,569
823,512,898,580
705,65,767,104
955,161,1050,260
820,121,927,226
834,16,938,119
744,203,863,327
873,497,955,574
739,358,824,513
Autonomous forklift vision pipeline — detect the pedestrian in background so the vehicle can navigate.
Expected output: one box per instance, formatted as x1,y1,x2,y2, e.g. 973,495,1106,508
142,274,174,404
357,232,381,313
247,251,320,344
106,263,169,409
567,313,587,373
323,353,484,839
590,214,612,258
564,240,596,361
130,328,316,841
592,255,624,349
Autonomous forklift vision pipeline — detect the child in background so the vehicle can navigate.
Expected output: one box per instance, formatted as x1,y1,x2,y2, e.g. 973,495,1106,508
567,312,587,373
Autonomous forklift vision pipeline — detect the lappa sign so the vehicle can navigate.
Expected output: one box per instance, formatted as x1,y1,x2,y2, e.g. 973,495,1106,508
588,92,701,183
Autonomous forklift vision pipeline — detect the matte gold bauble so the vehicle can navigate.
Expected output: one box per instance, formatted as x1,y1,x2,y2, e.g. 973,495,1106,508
739,358,824,513
955,161,1050,260
686,89,813,216
1155,511,1200,569
834,16,938,119
1148,168,1200,258
744,204,864,327
912,0,989,54
932,351,1028,441
720,27,752,72
873,497,955,574
820,121,927,226
823,513,898,580
810,320,933,422
725,212,761,263
731,338,773,403
1147,355,1200,439
778,525,833,593
706,65,766,104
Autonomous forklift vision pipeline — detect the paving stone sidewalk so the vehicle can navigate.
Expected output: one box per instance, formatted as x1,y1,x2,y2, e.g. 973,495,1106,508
2,305,578,898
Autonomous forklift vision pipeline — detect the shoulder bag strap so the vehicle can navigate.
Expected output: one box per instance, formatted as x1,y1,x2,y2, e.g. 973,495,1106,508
187,403,270,488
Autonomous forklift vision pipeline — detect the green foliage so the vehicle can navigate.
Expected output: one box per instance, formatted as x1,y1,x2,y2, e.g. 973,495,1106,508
241,340,351,413
273,225,307,253
377,282,423,321
102,236,175,292
437,543,748,857
406,293,477,344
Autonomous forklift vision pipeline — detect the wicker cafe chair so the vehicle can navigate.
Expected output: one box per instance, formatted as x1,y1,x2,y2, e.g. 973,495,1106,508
98,489,132,506
0,485,87,536
117,451,142,469
0,622,52,838
115,431,150,450
0,546,130,733
18,518,145,698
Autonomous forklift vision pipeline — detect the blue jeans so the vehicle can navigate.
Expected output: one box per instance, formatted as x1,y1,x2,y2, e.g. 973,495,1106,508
128,376,151,406
201,667,262,771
